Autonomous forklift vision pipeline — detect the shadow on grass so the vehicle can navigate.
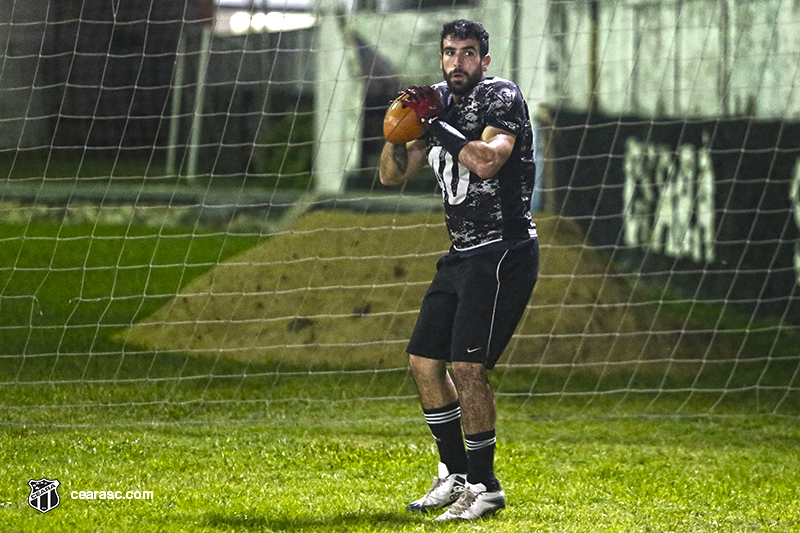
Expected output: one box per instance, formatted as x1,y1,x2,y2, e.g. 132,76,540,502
201,510,422,531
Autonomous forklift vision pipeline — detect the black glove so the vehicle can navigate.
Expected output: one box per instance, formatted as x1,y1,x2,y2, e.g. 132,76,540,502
429,119,469,159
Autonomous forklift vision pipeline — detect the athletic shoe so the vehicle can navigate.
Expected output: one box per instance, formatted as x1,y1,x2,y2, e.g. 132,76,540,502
405,462,466,512
435,481,506,520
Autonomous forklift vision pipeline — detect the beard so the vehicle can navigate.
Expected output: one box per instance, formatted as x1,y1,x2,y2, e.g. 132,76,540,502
443,65,483,96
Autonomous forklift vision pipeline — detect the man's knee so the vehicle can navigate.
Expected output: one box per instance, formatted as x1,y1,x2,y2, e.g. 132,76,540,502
410,354,446,380
409,354,458,408
410,353,441,368
451,361,490,388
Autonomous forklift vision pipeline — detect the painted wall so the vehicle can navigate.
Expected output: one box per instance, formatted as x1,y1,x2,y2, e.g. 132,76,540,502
311,2,525,192
0,0,48,148
548,0,800,119
551,109,800,323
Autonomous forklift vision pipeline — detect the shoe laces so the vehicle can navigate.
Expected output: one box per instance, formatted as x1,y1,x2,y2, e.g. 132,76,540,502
450,486,478,515
428,476,445,493
427,474,465,501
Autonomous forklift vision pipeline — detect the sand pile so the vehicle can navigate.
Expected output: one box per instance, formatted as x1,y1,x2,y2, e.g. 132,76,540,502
118,209,737,373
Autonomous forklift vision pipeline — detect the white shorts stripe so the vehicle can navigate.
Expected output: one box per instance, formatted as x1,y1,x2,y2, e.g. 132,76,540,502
484,249,510,359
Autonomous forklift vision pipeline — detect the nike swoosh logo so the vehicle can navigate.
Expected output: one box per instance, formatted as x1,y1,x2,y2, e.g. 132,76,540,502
467,347,481,353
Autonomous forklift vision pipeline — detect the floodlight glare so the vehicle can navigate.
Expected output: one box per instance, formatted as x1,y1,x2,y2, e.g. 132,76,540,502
264,12,315,32
227,10,315,34
229,11,251,34
251,12,267,31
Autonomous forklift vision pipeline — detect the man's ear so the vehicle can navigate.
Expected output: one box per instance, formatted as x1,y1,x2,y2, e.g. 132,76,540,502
482,54,491,72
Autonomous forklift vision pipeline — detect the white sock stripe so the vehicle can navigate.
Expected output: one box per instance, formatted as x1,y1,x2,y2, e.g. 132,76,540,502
465,437,496,451
424,406,462,425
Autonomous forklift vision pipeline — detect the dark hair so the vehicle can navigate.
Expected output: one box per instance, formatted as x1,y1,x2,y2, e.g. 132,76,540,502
440,19,489,58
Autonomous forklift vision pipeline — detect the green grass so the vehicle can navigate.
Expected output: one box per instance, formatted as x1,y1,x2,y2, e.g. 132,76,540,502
0,221,267,359
2,405,800,532
1,217,798,420
1,149,168,181
1,219,800,531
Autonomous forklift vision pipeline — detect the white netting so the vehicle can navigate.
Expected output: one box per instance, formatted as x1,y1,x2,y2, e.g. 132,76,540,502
0,0,798,424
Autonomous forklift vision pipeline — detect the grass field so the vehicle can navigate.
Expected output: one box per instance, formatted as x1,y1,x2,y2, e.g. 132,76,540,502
3,404,800,532
1,213,800,531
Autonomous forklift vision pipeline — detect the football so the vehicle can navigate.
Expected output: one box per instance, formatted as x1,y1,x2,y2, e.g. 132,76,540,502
383,98,425,144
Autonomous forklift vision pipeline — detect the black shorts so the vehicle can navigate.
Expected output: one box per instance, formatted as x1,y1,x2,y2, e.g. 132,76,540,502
406,238,539,370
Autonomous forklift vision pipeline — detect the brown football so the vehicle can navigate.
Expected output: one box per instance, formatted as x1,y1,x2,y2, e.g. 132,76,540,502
383,98,424,144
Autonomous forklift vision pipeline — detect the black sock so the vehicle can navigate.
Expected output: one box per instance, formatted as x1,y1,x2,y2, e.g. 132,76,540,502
465,429,499,490
423,401,468,475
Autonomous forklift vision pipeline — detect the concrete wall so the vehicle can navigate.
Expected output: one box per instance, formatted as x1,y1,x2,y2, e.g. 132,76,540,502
548,0,800,119
0,0,192,152
5,0,799,150
0,0,48,147
312,0,550,192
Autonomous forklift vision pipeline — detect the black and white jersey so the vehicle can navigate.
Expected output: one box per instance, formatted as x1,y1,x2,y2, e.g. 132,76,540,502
427,77,537,252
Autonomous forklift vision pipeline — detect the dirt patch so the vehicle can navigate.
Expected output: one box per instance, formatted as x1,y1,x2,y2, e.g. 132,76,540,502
117,209,740,373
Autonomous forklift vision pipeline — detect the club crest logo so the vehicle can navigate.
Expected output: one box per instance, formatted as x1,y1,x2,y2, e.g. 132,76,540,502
28,478,60,513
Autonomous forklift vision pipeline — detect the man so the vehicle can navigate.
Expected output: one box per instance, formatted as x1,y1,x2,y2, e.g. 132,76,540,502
379,19,539,521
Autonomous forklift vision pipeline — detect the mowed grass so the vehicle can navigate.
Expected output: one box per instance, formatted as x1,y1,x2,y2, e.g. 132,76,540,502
0,220,267,360
1,219,800,531
2,406,800,532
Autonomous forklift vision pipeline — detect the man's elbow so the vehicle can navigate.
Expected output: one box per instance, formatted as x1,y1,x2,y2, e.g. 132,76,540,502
473,166,495,180
472,159,503,180
462,143,508,179
379,169,402,186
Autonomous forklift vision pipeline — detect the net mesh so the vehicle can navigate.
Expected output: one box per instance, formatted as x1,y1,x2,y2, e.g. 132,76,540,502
0,0,798,424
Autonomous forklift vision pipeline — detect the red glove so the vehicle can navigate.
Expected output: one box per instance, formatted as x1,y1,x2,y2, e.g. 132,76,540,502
397,85,439,124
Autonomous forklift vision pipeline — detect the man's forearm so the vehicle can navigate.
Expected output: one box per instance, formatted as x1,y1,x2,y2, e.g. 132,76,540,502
436,124,515,180
380,142,409,185
380,137,427,185
391,143,409,174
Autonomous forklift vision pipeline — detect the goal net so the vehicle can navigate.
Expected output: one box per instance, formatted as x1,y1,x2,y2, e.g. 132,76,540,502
1,0,798,425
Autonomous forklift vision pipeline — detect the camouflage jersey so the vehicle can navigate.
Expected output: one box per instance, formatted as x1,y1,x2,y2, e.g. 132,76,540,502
427,77,537,252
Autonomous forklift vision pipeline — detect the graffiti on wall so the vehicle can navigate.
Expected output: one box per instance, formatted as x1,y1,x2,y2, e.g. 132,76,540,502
791,160,800,284
622,134,716,264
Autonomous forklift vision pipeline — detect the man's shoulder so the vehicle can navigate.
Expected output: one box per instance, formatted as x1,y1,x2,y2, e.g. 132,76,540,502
431,78,521,93
479,77,523,99
482,76,518,88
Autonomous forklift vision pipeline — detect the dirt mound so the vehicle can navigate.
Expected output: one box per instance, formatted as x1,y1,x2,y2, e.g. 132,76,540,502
118,209,737,373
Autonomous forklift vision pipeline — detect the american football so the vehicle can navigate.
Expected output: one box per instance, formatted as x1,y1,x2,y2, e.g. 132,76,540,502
383,98,424,144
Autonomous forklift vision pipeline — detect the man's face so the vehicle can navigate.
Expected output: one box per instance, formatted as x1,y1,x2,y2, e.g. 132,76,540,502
440,36,490,96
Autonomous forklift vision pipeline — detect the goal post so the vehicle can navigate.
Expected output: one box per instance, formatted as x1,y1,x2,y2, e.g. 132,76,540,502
0,0,799,424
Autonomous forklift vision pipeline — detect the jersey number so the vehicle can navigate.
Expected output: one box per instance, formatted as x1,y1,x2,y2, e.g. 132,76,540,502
429,146,470,205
